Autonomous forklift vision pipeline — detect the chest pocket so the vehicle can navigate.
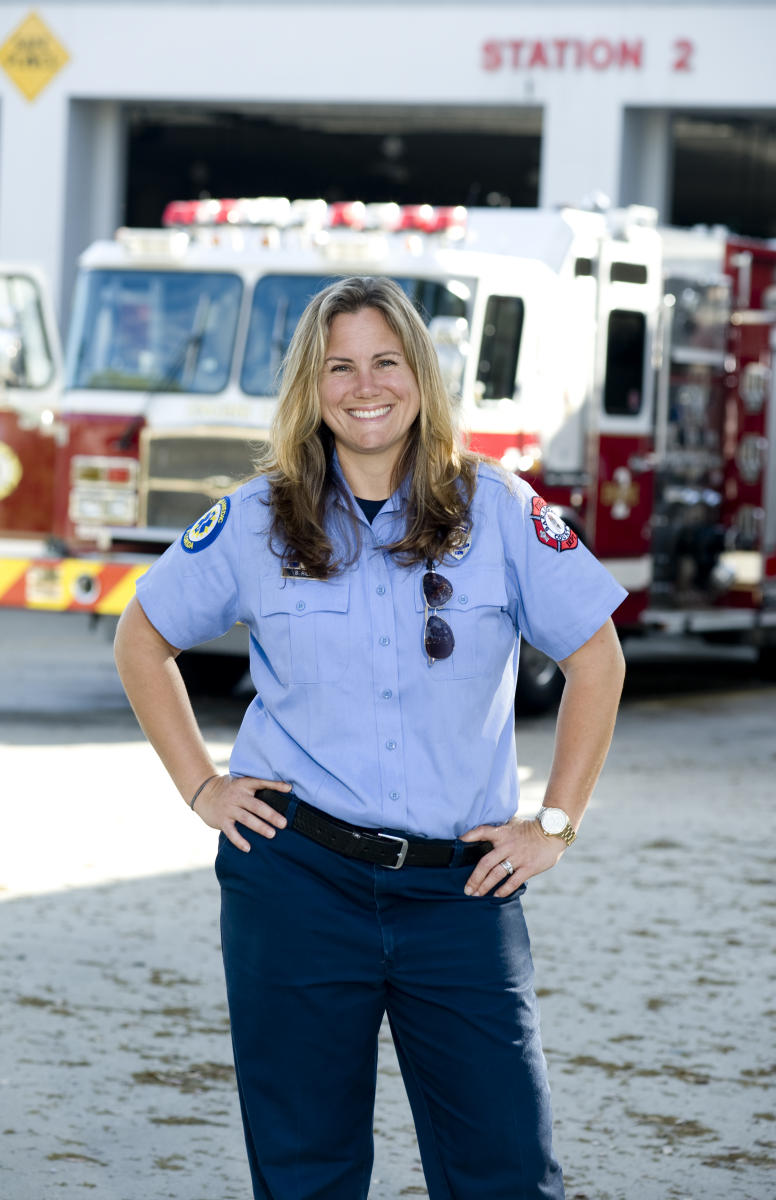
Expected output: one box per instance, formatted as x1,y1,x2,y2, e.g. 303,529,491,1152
259,577,351,684
414,566,512,679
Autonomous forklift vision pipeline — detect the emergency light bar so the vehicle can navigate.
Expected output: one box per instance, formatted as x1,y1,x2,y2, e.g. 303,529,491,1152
115,227,189,258
161,196,467,237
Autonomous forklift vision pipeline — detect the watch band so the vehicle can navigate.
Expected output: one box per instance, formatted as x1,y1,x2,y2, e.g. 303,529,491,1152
556,822,577,847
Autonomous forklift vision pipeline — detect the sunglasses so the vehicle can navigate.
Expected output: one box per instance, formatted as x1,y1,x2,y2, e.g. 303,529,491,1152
422,558,455,665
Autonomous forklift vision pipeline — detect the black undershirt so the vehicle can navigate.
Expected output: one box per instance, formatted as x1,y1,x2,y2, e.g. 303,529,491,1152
354,496,388,525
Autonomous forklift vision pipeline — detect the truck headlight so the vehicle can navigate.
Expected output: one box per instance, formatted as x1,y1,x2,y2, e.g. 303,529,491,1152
69,456,138,525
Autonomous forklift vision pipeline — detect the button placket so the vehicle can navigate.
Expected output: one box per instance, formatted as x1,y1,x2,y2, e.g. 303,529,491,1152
368,556,407,824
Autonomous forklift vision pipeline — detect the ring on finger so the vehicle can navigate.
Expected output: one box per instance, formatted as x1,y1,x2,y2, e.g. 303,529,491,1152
500,859,514,877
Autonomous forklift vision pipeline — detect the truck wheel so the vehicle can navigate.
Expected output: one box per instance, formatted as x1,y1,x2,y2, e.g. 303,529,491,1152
516,641,565,715
178,652,250,696
757,644,776,682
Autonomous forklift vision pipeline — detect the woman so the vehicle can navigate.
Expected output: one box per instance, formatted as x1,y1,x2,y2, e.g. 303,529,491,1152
114,276,626,1199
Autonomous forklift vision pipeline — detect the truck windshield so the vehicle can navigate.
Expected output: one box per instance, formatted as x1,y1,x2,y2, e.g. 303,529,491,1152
66,270,242,393
240,274,473,396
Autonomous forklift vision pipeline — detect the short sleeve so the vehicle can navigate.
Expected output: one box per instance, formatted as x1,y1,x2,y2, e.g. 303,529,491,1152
135,494,242,649
501,475,628,662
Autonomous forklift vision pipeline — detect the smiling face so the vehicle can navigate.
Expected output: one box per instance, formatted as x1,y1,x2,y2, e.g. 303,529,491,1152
318,307,421,496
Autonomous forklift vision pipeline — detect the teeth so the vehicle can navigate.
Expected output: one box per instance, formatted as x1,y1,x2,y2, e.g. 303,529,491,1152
349,406,391,420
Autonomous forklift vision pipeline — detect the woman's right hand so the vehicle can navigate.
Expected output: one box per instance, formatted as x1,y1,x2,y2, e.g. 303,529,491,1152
193,775,291,851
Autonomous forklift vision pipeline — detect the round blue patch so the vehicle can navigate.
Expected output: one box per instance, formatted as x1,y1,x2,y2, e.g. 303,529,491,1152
181,496,230,553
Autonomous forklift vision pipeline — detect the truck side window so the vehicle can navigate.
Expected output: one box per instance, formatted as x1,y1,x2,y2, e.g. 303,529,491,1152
604,309,646,416
476,295,524,401
0,275,54,388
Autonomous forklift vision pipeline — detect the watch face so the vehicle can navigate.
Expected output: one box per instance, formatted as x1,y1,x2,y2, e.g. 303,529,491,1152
541,808,568,835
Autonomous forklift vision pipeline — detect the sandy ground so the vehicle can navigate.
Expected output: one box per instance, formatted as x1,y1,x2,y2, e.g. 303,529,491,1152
0,611,774,1200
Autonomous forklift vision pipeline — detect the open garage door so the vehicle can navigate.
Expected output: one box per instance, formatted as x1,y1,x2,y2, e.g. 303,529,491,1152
125,103,542,227
671,113,776,239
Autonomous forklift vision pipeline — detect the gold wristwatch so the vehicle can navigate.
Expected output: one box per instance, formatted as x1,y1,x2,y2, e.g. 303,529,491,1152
537,806,577,846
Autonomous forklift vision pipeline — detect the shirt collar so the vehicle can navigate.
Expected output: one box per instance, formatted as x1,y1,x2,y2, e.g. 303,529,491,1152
328,447,411,517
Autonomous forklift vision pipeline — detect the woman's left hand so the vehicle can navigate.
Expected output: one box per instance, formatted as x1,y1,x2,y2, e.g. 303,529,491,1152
459,816,565,897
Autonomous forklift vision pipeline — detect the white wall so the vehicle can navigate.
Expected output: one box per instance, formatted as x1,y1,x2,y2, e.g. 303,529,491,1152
0,3,774,319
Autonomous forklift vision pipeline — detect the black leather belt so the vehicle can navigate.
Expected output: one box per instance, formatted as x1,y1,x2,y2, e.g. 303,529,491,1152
255,789,492,870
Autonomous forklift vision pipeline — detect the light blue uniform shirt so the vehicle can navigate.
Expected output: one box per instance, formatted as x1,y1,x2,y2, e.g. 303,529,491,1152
136,462,626,839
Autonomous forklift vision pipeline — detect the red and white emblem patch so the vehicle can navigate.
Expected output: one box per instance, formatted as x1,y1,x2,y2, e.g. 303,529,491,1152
530,495,578,552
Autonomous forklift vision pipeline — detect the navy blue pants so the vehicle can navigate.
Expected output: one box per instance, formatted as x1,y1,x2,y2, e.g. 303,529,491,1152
216,807,564,1200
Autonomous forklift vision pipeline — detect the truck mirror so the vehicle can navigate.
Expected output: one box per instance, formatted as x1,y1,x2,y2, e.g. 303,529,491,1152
428,316,469,402
0,323,25,387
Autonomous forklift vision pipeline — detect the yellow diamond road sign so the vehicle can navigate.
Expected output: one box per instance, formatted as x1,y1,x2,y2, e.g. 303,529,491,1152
0,11,70,101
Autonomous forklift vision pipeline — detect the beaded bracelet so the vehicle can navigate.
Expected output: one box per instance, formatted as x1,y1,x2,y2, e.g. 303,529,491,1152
189,773,220,810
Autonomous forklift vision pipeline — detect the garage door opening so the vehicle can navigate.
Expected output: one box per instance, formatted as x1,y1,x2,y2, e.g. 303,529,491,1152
671,114,776,238
125,104,542,227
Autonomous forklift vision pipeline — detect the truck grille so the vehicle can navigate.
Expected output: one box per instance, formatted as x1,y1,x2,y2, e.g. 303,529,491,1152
139,426,269,530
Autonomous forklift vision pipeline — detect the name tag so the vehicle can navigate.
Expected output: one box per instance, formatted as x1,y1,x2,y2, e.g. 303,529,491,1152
281,560,322,580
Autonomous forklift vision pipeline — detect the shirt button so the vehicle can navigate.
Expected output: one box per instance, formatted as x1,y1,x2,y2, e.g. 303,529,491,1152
379,636,390,646
376,585,386,596
389,791,400,801
458,594,468,605
386,739,397,751
381,689,393,700
296,600,306,611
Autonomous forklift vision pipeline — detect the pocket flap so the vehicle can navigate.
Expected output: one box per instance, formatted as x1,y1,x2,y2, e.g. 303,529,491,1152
415,567,507,613
260,577,350,617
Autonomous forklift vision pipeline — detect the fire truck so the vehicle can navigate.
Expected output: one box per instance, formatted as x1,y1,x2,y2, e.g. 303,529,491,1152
1,197,775,709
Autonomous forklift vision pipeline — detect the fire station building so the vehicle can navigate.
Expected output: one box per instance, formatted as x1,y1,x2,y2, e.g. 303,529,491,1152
1,0,775,321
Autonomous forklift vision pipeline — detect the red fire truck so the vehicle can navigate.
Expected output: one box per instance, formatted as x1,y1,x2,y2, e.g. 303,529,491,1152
1,198,775,708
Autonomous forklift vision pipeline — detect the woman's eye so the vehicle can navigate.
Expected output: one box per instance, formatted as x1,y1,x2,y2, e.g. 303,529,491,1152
378,359,397,368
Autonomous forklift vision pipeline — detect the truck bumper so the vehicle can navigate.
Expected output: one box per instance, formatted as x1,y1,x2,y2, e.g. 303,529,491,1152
0,553,152,615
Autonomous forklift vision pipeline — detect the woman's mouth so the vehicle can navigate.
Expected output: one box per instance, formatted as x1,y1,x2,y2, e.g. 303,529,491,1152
348,406,392,420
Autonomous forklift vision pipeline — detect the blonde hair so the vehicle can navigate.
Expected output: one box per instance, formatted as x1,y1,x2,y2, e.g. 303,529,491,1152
259,276,478,576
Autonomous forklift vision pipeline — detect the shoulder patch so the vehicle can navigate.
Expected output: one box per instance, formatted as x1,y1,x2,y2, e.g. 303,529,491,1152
181,497,230,553
530,495,578,552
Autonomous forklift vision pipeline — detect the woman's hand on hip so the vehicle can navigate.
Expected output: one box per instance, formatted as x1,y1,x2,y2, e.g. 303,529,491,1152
193,776,291,852
459,816,564,897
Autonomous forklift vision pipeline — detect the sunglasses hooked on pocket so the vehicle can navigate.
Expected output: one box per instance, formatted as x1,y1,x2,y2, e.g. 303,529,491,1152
422,559,455,665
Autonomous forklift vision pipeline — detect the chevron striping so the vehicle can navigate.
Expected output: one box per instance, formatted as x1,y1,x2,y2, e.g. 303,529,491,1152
95,565,148,615
0,557,30,596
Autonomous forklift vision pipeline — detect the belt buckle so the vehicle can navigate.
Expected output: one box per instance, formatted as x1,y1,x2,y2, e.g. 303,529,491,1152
377,832,409,869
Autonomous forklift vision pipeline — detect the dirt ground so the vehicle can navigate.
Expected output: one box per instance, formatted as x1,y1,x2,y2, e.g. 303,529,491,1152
0,611,774,1199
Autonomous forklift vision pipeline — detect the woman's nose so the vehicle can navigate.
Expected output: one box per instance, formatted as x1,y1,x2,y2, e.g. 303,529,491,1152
353,368,379,396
